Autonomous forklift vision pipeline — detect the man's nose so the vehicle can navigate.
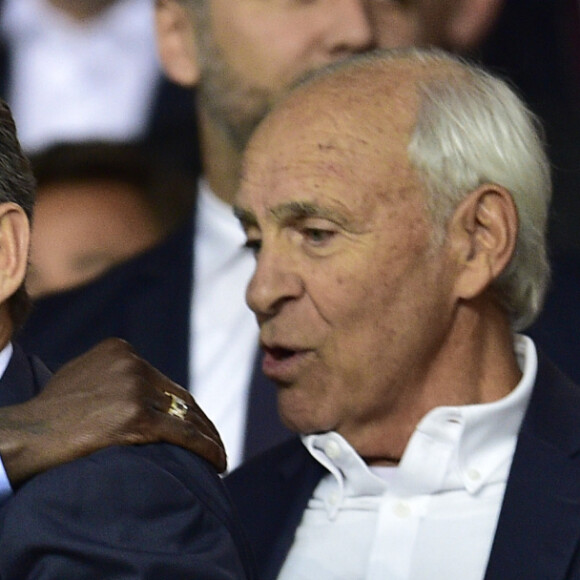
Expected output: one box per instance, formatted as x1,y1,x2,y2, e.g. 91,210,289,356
320,0,377,57
246,246,303,323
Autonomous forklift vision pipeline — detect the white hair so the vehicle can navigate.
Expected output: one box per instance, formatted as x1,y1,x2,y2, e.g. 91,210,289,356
403,49,551,330
299,48,551,330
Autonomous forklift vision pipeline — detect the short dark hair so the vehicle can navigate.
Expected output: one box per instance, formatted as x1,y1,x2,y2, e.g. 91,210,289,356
29,140,195,234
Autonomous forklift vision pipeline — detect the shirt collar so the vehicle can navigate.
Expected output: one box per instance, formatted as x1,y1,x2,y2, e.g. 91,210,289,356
0,343,13,381
196,178,247,257
303,334,537,515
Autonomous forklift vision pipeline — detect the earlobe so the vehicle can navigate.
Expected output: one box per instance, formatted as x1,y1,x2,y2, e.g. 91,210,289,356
450,184,518,300
445,0,505,52
155,0,200,87
0,203,30,304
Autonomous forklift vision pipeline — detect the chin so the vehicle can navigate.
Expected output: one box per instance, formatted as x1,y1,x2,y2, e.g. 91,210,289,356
279,405,333,436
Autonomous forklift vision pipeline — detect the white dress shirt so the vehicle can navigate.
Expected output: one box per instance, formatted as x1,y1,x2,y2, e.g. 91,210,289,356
0,343,15,503
191,180,259,471
1,0,160,152
278,335,536,580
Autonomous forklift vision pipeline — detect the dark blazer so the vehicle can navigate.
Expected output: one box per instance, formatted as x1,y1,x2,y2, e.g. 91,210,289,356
16,216,292,462
0,342,50,406
0,344,255,579
226,353,580,580
529,250,580,385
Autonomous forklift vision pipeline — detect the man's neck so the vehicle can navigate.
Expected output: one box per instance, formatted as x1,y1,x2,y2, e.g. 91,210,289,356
345,301,523,464
198,108,244,207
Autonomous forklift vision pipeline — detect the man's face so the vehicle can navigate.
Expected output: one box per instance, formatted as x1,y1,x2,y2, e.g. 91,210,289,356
192,0,472,151
27,180,163,297
235,75,458,450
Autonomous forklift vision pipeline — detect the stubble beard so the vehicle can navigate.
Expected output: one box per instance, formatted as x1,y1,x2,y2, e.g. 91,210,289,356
195,22,274,153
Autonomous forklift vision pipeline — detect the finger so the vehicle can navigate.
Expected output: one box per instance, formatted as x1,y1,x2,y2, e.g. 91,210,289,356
182,399,222,441
185,404,223,446
153,411,228,473
160,393,225,455
139,360,192,407
150,386,227,471
151,377,222,443
122,354,227,471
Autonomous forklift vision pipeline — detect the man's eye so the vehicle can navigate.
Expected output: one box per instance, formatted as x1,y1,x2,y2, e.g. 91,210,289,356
303,228,335,244
243,238,262,255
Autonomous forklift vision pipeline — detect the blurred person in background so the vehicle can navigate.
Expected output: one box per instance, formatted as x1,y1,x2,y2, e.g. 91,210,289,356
0,0,199,175
26,141,195,297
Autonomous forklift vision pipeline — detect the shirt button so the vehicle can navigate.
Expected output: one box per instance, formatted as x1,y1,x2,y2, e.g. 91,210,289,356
328,493,339,505
467,468,481,481
393,501,411,518
324,440,341,459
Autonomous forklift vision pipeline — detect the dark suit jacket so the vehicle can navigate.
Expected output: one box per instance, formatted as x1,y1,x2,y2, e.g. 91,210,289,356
16,216,292,462
529,250,580,385
226,353,580,580
0,342,49,406
0,344,255,579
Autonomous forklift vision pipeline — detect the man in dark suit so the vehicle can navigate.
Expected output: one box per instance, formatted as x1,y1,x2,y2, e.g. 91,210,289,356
16,0,506,469
224,49,580,578
0,99,253,578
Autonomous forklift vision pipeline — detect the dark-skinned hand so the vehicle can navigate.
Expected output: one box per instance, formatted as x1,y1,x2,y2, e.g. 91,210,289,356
0,338,226,485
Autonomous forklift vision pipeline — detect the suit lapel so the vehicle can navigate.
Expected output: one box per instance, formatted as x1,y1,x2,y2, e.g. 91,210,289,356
0,343,50,406
226,439,326,580
485,354,580,579
262,446,326,580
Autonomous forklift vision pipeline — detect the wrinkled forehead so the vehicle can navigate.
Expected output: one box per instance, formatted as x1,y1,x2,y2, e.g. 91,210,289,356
237,60,421,208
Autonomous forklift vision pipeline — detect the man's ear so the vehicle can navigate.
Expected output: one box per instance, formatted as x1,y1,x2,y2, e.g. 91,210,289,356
449,184,517,301
0,202,29,304
445,0,505,52
155,0,200,87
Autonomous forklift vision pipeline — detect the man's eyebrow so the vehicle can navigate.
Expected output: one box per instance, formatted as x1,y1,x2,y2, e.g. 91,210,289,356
233,200,346,226
270,201,344,224
233,206,257,227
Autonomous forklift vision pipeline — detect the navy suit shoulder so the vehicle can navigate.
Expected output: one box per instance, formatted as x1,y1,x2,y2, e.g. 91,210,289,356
486,352,580,579
0,443,255,579
146,78,201,179
0,343,254,578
